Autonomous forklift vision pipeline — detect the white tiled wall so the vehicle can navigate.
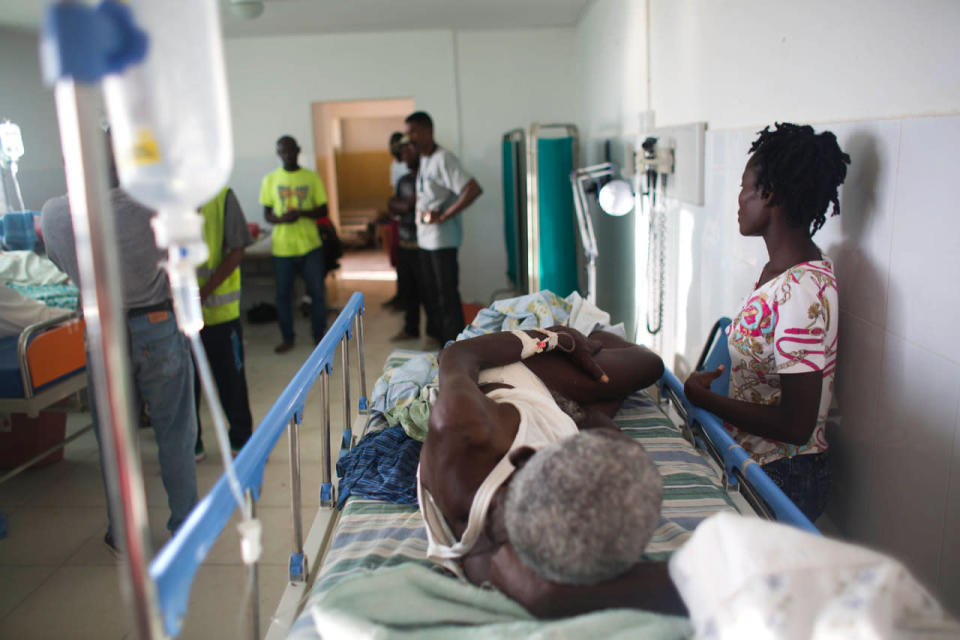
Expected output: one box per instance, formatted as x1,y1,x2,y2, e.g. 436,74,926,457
666,114,960,614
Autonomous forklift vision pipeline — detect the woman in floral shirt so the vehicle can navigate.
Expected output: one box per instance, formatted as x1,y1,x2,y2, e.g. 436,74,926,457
685,123,850,521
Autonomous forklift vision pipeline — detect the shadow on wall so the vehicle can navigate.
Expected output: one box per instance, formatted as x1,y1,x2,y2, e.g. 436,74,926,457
822,130,887,533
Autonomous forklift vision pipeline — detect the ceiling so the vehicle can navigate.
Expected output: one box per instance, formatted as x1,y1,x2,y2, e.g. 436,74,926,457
0,0,592,37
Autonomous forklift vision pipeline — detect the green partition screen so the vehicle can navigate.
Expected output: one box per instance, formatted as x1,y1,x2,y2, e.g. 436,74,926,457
501,138,518,287
536,136,578,297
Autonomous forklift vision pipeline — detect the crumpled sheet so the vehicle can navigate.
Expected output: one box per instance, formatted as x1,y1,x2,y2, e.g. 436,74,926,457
0,251,71,286
669,512,960,640
368,291,626,442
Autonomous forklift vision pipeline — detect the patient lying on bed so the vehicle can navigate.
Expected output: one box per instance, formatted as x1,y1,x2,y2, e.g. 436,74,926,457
417,327,687,618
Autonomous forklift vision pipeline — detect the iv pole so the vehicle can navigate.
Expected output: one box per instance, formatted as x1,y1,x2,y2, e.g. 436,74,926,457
42,4,163,638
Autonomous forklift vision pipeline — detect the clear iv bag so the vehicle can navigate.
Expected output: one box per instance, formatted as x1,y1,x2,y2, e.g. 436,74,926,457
102,0,232,210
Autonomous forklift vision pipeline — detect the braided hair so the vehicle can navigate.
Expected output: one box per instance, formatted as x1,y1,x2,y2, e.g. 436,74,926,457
748,122,851,236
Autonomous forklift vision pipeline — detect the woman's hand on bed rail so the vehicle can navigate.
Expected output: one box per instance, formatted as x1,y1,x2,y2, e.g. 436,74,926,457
684,365,725,403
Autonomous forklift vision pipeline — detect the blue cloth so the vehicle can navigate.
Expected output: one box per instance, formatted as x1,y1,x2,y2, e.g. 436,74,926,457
93,311,198,534
273,247,326,342
335,425,422,509
0,212,38,250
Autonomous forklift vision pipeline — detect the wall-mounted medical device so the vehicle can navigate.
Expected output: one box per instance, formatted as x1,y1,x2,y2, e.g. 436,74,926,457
634,121,705,344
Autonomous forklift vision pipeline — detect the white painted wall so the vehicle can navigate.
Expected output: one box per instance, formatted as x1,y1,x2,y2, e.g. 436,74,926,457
649,0,960,129
575,0,960,613
455,28,578,302
575,0,648,141
223,26,577,303
0,29,65,212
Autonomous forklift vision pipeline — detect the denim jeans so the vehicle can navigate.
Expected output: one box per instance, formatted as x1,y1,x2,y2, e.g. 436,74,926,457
761,449,831,522
92,310,199,534
273,248,326,342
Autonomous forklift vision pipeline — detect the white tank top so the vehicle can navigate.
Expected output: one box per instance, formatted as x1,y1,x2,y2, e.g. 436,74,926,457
416,362,579,577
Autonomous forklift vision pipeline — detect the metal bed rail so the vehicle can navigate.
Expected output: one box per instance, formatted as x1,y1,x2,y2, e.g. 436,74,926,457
658,368,819,534
149,292,368,638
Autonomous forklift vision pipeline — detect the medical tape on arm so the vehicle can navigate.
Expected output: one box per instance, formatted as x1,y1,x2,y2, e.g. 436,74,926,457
511,329,560,359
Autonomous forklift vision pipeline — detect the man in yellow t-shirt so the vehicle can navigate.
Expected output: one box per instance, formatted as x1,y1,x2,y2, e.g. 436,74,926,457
260,135,328,353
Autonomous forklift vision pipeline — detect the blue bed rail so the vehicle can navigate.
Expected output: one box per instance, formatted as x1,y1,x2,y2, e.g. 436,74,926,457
149,292,368,637
659,316,819,535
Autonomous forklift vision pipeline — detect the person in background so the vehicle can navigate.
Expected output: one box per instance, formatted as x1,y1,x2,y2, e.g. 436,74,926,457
388,131,407,193
260,135,328,353
404,111,482,346
41,133,198,556
383,131,407,311
388,139,424,341
193,186,255,461
684,122,850,522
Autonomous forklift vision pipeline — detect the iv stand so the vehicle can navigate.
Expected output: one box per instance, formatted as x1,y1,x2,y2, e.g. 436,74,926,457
43,4,163,638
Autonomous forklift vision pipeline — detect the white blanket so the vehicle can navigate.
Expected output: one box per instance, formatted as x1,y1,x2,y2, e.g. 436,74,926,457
0,251,70,286
669,512,959,639
0,283,71,338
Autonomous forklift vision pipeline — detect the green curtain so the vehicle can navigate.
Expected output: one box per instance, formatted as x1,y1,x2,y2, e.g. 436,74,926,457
536,136,578,297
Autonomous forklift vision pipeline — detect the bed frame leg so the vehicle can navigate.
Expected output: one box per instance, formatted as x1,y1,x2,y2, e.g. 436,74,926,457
338,336,352,461
287,415,307,582
320,372,336,508
245,489,260,639
354,315,368,413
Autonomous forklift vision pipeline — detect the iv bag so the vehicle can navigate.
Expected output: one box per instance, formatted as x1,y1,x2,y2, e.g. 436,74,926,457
102,0,232,211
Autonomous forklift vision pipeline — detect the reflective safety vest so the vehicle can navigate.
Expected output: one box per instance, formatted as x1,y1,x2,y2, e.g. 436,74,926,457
197,187,241,325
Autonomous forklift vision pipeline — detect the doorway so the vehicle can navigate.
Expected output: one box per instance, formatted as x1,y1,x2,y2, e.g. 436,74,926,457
311,98,415,250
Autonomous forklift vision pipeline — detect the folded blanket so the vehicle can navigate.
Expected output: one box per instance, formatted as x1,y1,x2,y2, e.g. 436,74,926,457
307,563,692,640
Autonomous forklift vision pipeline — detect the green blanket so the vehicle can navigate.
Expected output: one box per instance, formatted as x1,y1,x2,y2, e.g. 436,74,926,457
304,564,692,640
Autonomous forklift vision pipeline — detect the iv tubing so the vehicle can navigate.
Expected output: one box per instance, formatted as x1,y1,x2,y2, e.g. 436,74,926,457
169,263,250,523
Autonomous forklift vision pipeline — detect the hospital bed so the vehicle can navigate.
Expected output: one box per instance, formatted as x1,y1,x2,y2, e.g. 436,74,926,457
0,313,90,485
142,291,817,639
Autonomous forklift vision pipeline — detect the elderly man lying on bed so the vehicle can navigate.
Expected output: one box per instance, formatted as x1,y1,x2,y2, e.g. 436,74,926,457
417,326,687,618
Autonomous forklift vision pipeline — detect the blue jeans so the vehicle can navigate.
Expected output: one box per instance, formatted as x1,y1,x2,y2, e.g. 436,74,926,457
273,248,326,342
93,310,199,534
761,449,830,522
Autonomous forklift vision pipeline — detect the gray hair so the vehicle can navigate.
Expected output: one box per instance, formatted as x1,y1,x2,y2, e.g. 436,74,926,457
504,429,663,585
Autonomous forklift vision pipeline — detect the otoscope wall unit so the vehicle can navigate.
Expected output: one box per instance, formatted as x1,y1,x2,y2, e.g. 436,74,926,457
636,122,706,206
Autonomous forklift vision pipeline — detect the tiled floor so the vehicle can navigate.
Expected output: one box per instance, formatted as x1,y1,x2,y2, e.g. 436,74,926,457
0,250,428,639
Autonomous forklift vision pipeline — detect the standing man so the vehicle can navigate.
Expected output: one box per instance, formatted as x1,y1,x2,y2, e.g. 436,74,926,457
388,139,423,341
404,111,482,345
260,135,328,353
193,186,255,461
41,136,198,554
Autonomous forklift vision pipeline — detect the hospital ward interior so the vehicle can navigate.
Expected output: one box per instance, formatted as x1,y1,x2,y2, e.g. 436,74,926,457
1,0,960,638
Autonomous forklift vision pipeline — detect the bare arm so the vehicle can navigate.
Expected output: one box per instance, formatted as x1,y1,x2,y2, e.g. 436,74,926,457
263,205,282,224
684,369,822,445
199,247,244,302
427,179,482,224
264,203,328,224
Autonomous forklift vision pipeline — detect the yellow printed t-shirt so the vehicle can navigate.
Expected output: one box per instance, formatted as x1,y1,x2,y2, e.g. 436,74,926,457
260,167,327,257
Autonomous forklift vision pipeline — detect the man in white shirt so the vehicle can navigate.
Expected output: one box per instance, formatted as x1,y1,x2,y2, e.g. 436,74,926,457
404,111,482,344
